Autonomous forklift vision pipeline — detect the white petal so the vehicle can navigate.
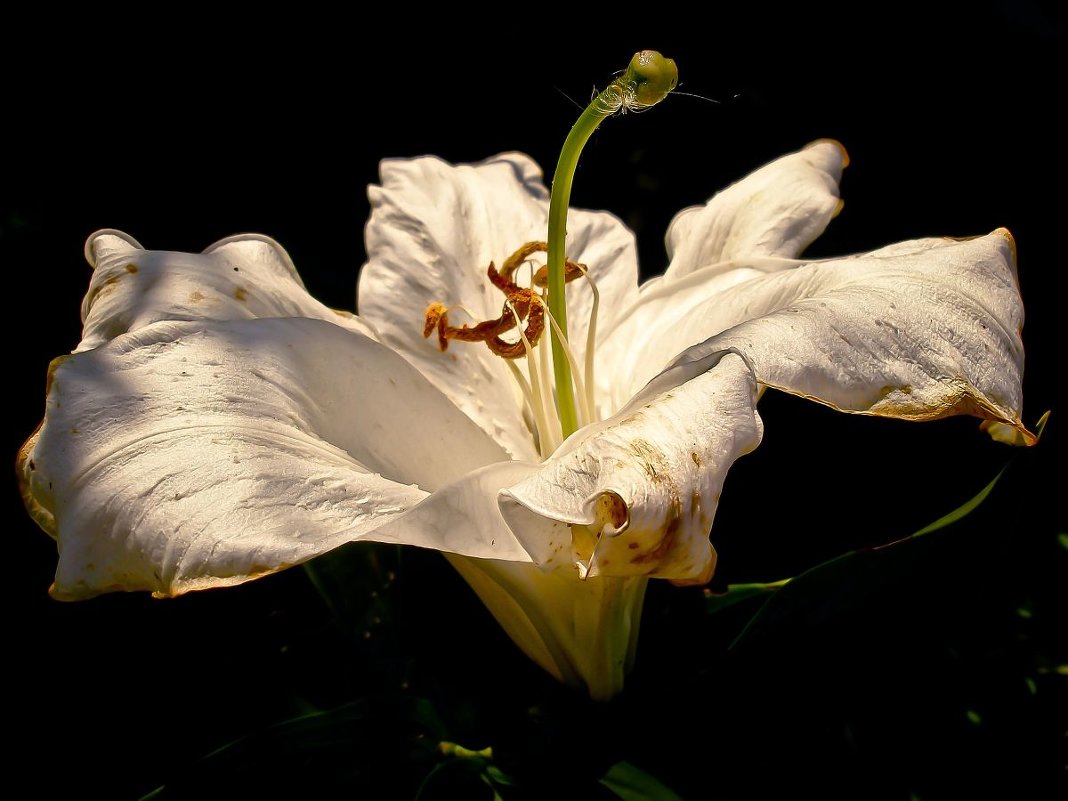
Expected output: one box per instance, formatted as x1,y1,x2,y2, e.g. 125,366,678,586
630,231,1032,441
20,317,513,599
499,351,763,583
663,139,846,281
446,556,648,700
367,461,533,563
597,262,776,414
78,230,375,353
597,141,846,413
358,153,638,459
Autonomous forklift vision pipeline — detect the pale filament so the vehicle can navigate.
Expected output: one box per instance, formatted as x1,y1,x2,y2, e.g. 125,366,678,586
422,243,601,460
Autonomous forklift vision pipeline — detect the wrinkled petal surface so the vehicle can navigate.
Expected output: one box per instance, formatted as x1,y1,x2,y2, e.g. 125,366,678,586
622,231,1031,440
500,351,763,582
359,153,639,459
79,230,375,352
21,317,516,599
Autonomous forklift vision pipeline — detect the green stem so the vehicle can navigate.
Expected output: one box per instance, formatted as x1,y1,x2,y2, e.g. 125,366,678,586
546,51,677,439
546,105,607,439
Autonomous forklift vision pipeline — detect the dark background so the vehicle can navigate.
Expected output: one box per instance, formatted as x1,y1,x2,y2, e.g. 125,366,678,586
5,5,1064,799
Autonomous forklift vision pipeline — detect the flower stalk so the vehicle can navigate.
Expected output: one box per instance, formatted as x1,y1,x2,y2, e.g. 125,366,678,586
546,50,678,439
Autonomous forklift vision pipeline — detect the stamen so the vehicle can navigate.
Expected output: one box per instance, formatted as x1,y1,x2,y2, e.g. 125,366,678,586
421,286,545,360
576,264,600,424
506,299,560,456
496,240,588,289
419,240,604,456
543,306,592,428
504,359,537,440
486,290,544,359
422,302,449,352
499,241,547,285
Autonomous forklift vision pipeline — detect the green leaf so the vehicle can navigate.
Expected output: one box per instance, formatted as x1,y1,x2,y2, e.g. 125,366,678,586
599,761,684,801
704,580,789,615
910,468,1006,537
729,437,1035,653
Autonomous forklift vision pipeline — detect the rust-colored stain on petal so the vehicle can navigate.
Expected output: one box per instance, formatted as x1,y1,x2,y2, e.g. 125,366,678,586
125,263,139,274
629,496,681,566
17,425,56,538
628,437,667,483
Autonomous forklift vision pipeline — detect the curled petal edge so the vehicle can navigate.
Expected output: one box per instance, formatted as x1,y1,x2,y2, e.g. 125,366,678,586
499,350,764,584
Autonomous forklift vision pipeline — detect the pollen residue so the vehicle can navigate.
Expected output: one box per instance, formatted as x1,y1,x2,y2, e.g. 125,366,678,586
628,438,667,483
190,291,205,303
234,287,248,302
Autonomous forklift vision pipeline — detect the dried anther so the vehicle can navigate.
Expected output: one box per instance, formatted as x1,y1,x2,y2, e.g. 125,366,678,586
421,242,585,360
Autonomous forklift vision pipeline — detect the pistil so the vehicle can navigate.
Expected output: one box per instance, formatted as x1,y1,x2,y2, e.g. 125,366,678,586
420,51,677,457
545,50,678,439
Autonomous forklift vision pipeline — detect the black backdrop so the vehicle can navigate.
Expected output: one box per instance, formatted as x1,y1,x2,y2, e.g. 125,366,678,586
5,5,1065,799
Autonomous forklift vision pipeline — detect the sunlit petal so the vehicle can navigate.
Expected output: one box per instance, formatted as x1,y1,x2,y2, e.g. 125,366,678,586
629,231,1031,441
20,317,511,599
79,229,374,352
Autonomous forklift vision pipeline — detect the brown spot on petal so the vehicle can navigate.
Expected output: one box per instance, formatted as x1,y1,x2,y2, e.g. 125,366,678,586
190,291,205,303
629,437,668,484
809,137,850,168
44,355,68,396
595,492,628,529
95,274,122,300
125,263,139,274
994,227,1017,263
691,452,701,467
630,496,681,566
234,287,248,302
670,548,717,587
17,426,56,538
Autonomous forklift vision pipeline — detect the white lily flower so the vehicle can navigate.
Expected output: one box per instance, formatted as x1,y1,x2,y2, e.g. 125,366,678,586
19,141,1031,699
